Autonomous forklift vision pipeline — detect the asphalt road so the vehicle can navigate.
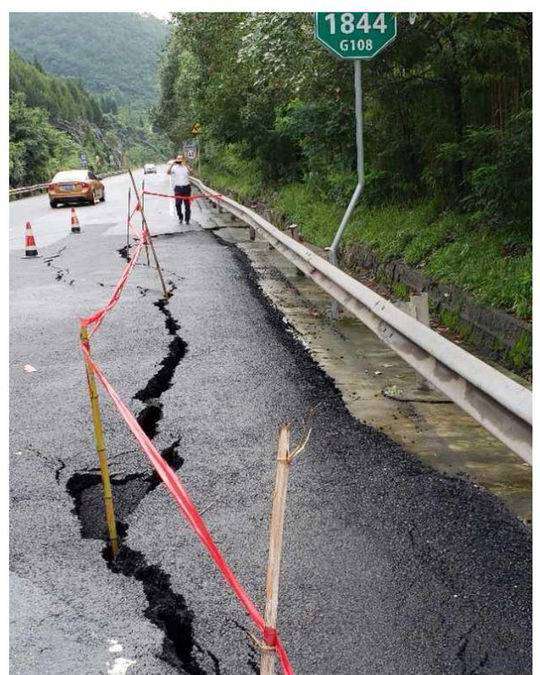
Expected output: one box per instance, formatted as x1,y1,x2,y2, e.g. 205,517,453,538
9,169,532,674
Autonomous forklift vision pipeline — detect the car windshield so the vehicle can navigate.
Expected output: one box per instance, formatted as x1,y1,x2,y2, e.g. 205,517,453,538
52,170,89,182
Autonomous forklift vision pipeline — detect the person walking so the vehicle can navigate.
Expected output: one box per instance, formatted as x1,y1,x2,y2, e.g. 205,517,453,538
167,155,191,224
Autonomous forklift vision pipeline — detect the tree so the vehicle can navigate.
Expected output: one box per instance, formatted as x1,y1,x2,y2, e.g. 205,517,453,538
155,12,531,229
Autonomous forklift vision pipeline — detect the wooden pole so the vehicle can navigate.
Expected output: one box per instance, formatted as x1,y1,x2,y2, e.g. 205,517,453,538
260,424,291,675
80,325,119,557
141,177,150,266
127,169,169,299
126,187,131,261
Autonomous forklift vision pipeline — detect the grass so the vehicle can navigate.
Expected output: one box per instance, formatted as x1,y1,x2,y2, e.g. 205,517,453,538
509,332,532,371
201,146,264,203
201,157,531,321
201,155,531,371
271,183,531,320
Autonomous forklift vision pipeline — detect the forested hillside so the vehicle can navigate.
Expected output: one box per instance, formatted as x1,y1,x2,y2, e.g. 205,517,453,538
10,51,105,126
9,51,171,186
155,13,532,338
9,12,169,106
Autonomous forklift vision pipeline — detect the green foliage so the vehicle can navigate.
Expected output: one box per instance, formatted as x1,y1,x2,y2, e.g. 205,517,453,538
9,92,78,184
156,12,531,230
154,12,531,322
202,141,263,202
270,182,531,319
439,309,474,342
426,230,532,318
10,51,103,124
509,332,532,371
392,282,409,300
9,12,169,106
463,106,532,228
272,183,342,247
9,53,172,186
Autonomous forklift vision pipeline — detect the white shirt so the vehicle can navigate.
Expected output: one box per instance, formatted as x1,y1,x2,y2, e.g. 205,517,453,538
170,163,190,187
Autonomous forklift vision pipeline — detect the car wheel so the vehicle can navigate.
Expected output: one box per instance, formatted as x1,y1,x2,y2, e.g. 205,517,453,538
100,190,105,202
50,200,58,209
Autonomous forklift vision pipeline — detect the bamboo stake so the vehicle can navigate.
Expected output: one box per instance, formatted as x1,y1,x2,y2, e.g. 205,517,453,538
126,187,131,261
141,177,150,265
127,169,169,299
260,424,291,675
80,325,119,557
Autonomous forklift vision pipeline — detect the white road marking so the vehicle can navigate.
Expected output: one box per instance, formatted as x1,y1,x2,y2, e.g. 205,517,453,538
106,658,137,675
106,640,136,675
108,638,123,654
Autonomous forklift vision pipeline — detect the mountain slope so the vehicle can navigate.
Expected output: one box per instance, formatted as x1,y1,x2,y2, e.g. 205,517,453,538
9,12,169,107
9,52,171,186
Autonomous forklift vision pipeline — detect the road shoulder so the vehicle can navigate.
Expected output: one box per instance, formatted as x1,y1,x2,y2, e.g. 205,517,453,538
209,219,531,524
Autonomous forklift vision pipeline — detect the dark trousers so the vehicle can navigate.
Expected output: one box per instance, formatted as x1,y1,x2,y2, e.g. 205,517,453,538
174,185,191,222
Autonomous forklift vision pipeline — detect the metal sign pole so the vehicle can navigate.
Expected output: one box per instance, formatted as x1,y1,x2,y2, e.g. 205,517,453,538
328,59,364,319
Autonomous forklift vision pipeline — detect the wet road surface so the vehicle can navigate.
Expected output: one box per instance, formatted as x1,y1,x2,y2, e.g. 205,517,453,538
9,170,531,674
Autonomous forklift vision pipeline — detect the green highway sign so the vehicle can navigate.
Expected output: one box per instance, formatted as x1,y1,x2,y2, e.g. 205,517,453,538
315,12,397,60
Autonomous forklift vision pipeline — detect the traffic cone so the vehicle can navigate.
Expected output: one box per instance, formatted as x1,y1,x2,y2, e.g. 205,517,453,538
24,221,39,258
70,208,81,233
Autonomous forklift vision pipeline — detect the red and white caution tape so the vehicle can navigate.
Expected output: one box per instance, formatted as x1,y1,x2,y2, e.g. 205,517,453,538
81,235,145,336
142,189,224,202
80,343,293,674
78,204,294,674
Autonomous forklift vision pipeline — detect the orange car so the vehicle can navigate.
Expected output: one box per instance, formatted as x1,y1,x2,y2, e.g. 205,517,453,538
48,169,105,208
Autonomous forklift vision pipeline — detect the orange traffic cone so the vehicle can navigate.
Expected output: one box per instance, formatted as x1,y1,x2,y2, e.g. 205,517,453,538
70,208,81,233
24,221,39,258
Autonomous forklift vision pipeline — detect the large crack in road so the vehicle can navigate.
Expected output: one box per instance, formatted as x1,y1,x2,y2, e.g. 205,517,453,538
65,254,220,673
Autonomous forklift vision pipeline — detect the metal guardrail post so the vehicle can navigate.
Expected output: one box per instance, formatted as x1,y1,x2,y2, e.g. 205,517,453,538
409,293,431,390
288,225,304,276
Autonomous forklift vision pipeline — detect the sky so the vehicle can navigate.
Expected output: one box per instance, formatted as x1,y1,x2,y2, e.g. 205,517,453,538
148,11,170,20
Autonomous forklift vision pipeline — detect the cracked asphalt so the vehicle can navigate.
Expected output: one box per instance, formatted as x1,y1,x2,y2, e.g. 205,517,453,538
9,169,531,674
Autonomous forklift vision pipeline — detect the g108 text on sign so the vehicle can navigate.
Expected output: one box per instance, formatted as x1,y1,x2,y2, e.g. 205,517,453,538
315,12,397,60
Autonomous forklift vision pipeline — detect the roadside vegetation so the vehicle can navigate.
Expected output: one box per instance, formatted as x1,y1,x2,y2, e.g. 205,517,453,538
9,12,168,107
9,51,171,186
155,13,532,328
197,149,532,322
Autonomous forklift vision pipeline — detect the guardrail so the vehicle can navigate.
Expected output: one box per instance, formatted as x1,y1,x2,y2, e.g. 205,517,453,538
191,176,532,465
9,182,50,199
9,170,128,201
